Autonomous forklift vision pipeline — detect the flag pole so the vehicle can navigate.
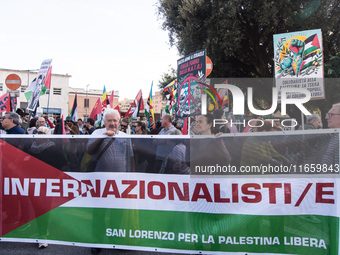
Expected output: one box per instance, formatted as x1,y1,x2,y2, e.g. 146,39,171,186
46,85,51,117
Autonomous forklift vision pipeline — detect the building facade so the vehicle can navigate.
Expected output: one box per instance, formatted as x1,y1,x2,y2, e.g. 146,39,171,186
68,88,119,121
153,91,166,114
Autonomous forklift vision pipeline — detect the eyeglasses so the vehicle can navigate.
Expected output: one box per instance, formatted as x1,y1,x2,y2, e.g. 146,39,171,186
326,113,340,118
33,130,45,134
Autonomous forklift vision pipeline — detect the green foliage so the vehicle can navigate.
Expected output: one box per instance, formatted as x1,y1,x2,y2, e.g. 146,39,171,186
157,0,340,122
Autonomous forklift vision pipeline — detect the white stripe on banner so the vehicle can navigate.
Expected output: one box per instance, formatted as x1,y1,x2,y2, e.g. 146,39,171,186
63,173,339,217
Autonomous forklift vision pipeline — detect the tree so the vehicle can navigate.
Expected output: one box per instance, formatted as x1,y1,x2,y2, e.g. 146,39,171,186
157,0,340,121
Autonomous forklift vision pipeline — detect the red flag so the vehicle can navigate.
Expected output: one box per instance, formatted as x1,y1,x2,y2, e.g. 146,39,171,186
0,94,9,113
44,66,52,89
114,105,121,118
6,93,12,112
45,117,55,129
182,117,188,135
90,98,102,119
109,91,114,108
243,125,250,133
124,90,144,118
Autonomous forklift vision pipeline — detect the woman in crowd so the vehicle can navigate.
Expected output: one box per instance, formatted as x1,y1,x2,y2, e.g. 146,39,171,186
191,114,232,169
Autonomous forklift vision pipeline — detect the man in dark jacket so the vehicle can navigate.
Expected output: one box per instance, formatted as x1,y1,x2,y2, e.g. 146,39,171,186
2,112,24,134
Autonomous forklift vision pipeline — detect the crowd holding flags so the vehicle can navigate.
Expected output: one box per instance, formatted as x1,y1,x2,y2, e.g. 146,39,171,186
14,59,217,134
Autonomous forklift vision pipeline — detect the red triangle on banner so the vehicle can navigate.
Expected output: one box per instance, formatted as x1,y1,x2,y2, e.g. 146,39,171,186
311,34,320,48
0,140,87,236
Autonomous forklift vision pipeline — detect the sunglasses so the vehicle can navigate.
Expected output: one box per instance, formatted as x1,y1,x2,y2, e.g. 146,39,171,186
33,130,45,134
121,125,128,128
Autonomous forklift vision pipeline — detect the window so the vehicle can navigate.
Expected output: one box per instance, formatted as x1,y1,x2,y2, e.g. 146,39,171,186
84,98,89,108
53,88,62,95
0,83,3,91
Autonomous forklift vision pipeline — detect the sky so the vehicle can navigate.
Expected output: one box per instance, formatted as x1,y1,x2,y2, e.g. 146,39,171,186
0,0,180,99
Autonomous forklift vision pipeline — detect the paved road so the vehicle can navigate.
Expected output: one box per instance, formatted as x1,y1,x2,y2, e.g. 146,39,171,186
0,242,195,255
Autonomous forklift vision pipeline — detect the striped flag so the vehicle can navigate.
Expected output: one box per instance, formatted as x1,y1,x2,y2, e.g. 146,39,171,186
145,82,155,129
303,34,320,56
125,90,144,118
70,92,78,122
164,79,177,114
101,85,110,110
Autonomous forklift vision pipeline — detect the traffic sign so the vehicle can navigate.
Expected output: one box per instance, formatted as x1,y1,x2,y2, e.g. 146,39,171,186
5,74,21,90
206,56,213,76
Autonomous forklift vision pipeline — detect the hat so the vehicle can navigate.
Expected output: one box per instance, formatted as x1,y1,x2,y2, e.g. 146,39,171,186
66,116,72,121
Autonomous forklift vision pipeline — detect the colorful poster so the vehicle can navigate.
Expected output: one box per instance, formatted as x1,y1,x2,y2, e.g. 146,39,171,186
176,49,206,117
0,132,339,254
26,59,52,111
273,29,324,99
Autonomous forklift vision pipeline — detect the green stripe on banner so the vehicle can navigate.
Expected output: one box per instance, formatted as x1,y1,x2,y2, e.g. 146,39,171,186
4,208,338,254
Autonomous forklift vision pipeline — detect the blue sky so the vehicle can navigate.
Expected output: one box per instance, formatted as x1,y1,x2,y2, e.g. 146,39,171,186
0,0,180,98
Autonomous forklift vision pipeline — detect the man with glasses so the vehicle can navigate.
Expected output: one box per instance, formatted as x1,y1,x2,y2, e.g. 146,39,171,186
305,103,340,166
120,118,131,134
326,103,340,128
2,112,24,134
87,108,134,172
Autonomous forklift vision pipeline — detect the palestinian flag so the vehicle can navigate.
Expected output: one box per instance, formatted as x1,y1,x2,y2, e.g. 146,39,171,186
303,34,321,56
125,90,144,118
70,92,78,122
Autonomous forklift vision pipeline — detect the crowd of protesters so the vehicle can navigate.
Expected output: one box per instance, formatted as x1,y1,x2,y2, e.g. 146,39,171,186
1,104,339,253
0,103,339,173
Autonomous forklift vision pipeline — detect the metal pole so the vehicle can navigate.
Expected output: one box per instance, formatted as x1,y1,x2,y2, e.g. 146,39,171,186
301,111,305,130
46,80,51,117
85,84,89,121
